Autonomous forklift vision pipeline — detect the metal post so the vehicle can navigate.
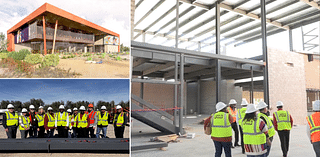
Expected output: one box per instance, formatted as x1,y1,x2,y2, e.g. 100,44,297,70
142,32,146,42
179,53,184,134
52,20,58,54
250,66,254,104
301,27,305,51
215,1,221,103
198,42,201,52
42,16,47,55
140,76,144,100
174,0,179,127
289,29,293,51
197,78,201,114
261,0,269,106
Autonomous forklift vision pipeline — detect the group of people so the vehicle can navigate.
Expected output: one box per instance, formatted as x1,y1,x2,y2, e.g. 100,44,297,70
3,103,128,139
206,99,320,157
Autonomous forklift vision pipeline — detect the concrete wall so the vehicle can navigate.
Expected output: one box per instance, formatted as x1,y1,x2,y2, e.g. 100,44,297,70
15,43,32,52
268,48,307,125
104,45,118,53
187,82,197,114
242,91,264,104
304,55,320,89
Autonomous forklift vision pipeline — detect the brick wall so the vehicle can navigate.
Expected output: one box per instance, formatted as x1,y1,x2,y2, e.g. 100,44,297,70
304,55,320,89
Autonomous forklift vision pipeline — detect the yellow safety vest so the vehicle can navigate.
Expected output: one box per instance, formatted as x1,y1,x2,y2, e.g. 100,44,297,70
35,114,44,127
47,113,55,127
258,113,275,137
72,114,78,127
77,114,88,128
211,112,232,138
19,116,30,130
274,110,292,131
5,111,18,126
237,107,247,126
242,117,266,145
97,112,109,126
55,112,68,127
113,113,124,127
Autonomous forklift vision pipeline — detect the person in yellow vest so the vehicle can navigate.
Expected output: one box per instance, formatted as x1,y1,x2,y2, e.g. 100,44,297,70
71,107,78,138
227,99,240,148
3,104,18,139
256,101,275,157
210,102,233,157
273,101,293,157
76,106,89,138
19,108,30,139
36,106,46,138
306,100,320,157
113,105,127,138
55,105,69,138
96,106,111,138
44,107,56,138
67,109,72,138
236,99,249,154
242,104,271,157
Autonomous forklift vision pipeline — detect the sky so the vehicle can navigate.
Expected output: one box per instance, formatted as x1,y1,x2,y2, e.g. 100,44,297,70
0,0,130,46
0,79,129,105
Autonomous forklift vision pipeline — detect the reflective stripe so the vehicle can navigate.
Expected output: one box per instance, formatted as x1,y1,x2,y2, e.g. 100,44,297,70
211,113,231,128
242,118,261,135
310,127,320,133
275,111,290,123
308,116,315,127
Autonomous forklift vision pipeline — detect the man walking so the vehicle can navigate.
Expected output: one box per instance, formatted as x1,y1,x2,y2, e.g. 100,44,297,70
273,101,293,157
227,99,240,148
113,105,127,138
86,104,97,138
19,108,30,139
96,106,110,138
55,105,69,138
3,104,18,139
44,107,56,138
236,99,249,154
28,105,38,138
306,100,320,157
36,106,46,138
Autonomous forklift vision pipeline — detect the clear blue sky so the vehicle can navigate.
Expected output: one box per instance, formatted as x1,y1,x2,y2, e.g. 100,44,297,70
0,79,129,105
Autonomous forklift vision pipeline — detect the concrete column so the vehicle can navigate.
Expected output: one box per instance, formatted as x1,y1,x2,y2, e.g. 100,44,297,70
84,46,87,53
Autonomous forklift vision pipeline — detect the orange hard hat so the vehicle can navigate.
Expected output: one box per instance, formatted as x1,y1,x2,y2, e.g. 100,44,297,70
88,104,93,108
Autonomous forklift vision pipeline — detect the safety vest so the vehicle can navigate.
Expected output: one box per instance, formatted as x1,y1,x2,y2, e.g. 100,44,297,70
5,111,18,126
29,112,38,123
227,107,237,123
274,110,292,131
35,114,44,127
77,114,88,128
242,117,266,145
55,112,68,126
87,111,96,125
19,116,30,130
46,113,55,127
306,112,320,143
211,112,232,138
114,112,124,127
72,114,78,127
97,112,109,126
258,113,275,137
237,107,247,126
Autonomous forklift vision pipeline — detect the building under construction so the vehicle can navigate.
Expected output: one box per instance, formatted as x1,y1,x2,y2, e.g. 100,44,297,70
7,3,120,54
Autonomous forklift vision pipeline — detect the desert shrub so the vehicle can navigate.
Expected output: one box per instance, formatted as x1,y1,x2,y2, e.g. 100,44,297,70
7,49,31,60
25,54,42,64
42,54,60,67
1,57,33,73
102,53,106,58
0,53,8,59
62,56,67,59
87,57,92,61
116,56,121,61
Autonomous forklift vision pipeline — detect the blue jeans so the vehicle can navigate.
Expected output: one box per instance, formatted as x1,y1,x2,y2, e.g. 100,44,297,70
47,129,55,138
213,140,232,157
247,154,266,157
96,126,107,138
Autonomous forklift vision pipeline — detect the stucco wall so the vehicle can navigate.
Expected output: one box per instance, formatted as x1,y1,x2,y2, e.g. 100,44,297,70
304,56,320,90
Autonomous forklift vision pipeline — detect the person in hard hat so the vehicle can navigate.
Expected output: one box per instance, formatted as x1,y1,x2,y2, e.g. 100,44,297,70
227,99,240,148
96,106,111,138
273,101,293,157
113,105,127,138
44,107,56,138
28,105,38,138
236,99,249,154
76,106,89,138
19,108,30,139
71,107,78,138
242,104,271,156
85,104,97,138
3,104,18,139
306,100,320,157
55,105,69,138
36,106,46,138
256,101,275,157
67,109,72,138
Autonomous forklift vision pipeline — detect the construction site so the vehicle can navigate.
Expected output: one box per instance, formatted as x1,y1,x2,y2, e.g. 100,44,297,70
130,0,320,156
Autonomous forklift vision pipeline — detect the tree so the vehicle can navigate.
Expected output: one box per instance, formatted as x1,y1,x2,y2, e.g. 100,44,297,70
0,100,10,109
120,44,130,53
0,32,8,52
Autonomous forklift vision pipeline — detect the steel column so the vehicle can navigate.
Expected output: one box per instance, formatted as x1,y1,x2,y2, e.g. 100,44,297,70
197,78,201,114
215,1,221,103
198,42,201,52
179,53,184,134
250,66,254,104
289,29,293,51
140,76,144,99
261,0,269,106
42,16,47,55
174,0,179,127
142,33,146,42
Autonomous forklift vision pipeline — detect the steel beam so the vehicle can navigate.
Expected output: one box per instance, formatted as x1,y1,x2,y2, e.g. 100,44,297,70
289,29,293,51
133,58,150,68
215,1,221,103
174,0,179,127
300,0,320,10
143,62,175,75
132,78,180,85
250,66,254,104
135,0,144,9
140,76,144,99
179,53,184,134
134,0,165,27
197,78,201,114
131,142,168,151
235,29,286,46
290,15,320,29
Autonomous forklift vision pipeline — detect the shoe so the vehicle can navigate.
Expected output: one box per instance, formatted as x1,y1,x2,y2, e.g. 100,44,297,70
231,145,235,148
242,150,245,154
234,143,240,147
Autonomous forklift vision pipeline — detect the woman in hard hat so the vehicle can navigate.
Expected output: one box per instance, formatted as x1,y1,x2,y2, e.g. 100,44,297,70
237,99,249,154
96,106,110,138
36,106,46,138
55,105,69,138
306,100,320,157
71,107,78,138
44,107,56,138
19,108,30,139
76,106,89,138
242,104,271,157
3,104,18,139
67,109,72,138
113,105,127,138
28,105,38,138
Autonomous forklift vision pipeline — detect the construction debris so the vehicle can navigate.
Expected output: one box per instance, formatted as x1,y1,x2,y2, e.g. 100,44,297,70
187,133,195,139
150,134,179,143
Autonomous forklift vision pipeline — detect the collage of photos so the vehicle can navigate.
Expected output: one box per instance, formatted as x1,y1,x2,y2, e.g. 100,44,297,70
1,0,320,157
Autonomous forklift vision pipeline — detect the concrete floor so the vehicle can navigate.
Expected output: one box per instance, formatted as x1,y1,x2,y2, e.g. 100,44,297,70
132,115,317,157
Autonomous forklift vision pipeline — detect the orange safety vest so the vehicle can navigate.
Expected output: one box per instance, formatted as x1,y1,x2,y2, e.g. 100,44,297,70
227,107,237,123
306,112,320,143
86,111,96,125
29,112,38,123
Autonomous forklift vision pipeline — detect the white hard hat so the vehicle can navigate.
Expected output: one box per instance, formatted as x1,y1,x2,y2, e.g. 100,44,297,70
73,107,78,111
22,108,28,113
246,104,258,113
241,99,249,106
29,105,35,109
229,99,237,105
313,100,320,111
39,106,44,109
67,109,72,113
256,101,268,110
7,104,14,109
101,106,107,110
216,102,227,112
48,107,53,111
276,101,284,107
116,105,122,110
59,105,65,109
79,106,86,111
